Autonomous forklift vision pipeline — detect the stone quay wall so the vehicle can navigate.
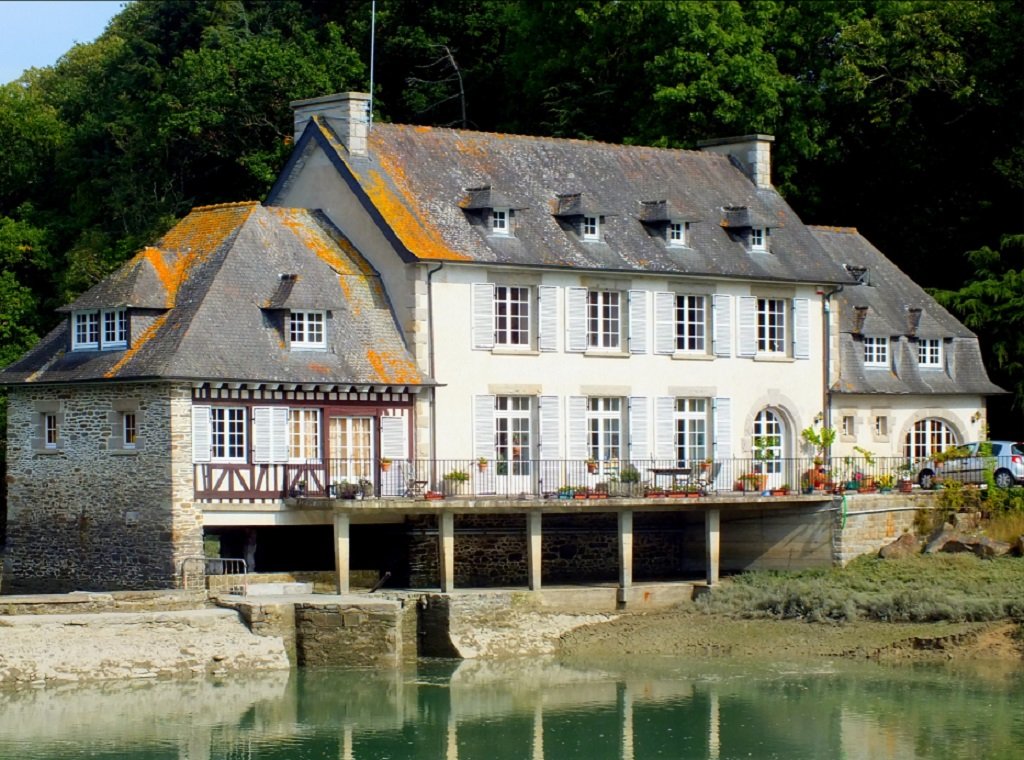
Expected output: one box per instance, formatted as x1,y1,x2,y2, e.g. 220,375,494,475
3,382,202,593
832,493,935,565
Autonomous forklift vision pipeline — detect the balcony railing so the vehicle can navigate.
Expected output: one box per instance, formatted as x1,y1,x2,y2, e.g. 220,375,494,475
194,456,924,501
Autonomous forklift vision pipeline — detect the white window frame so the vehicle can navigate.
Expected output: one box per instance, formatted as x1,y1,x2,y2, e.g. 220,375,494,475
210,407,247,462
586,397,624,464
289,408,321,463
757,298,786,355
72,311,100,350
675,294,707,352
904,418,956,461
582,215,600,241
44,413,59,449
668,221,689,247
290,310,326,349
495,396,532,476
753,409,784,475
874,415,888,438
491,208,510,236
587,290,622,350
122,412,137,449
842,415,855,437
102,308,128,348
864,336,889,367
750,227,768,252
673,398,708,467
494,285,531,348
918,338,942,368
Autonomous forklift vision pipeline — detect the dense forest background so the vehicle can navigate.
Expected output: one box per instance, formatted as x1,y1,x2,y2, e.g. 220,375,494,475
0,0,1021,428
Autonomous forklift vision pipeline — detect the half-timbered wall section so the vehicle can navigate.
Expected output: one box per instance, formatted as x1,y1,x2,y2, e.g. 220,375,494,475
191,384,417,501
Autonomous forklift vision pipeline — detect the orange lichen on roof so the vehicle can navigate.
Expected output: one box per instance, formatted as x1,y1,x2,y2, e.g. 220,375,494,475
367,349,422,385
348,151,469,262
809,225,859,234
103,313,170,378
306,361,332,374
139,246,194,307
159,203,257,260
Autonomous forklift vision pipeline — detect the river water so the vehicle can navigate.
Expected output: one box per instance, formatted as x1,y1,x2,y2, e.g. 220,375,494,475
0,656,1019,759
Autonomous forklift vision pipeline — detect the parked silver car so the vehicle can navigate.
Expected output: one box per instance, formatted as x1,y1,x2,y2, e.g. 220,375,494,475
917,440,1024,488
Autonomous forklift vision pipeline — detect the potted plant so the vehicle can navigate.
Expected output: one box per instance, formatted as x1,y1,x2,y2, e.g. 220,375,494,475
586,458,598,474
443,468,470,496
897,462,915,492
557,485,574,500
573,486,589,500
380,457,392,472
477,456,488,471
877,473,895,493
644,485,666,498
740,472,767,492
771,483,791,496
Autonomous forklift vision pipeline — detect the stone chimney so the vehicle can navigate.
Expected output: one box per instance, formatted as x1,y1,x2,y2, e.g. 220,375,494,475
290,92,371,157
698,134,775,189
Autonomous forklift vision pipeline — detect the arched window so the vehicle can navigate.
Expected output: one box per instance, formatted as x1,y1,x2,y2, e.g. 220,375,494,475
904,419,957,460
753,409,784,474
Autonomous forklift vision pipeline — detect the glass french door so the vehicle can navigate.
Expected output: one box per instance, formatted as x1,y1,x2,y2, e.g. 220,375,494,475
329,416,374,483
495,397,533,493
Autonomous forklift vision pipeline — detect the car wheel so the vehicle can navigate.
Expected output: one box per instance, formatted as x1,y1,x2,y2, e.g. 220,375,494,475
993,469,1015,489
918,470,934,489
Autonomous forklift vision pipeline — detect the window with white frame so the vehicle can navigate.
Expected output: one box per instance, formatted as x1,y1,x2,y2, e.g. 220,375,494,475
582,215,600,241
587,290,621,350
904,418,956,461
668,221,689,247
72,311,99,349
494,286,530,347
587,397,623,464
757,298,786,354
918,338,942,367
753,409,784,474
750,227,768,252
290,310,326,349
675,294,706,352
842,415,855,437
491,208,510,235
864,336,889,367
874,415,888,438
495,396,532,475
103,309,127,347
44,413,59,449
289,408,320,462
122,412,137,449
673,398,708,466
73,308,128,350
210,407,246,461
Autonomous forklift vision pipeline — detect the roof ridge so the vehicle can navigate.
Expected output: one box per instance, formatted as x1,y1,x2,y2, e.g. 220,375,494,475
190,200,261,212
808,225,859,234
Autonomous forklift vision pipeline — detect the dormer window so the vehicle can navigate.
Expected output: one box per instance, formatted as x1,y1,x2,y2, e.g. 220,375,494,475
582,215,600,241
750,227,768,252
864,336,889,367
918,338,942,367
668,221,689,247
72,308,127,351
290,310,326,349
491,208,510,236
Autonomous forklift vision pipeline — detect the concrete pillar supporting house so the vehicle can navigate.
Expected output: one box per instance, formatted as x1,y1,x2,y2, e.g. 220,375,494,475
705,508,721,586
333,512,351,594
527,511,543,590
618,510,633,601
439,511,455,593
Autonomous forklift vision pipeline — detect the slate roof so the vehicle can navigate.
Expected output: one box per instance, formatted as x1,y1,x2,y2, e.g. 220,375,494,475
810,226,1003,396
270,119,853,286
1,203,430,388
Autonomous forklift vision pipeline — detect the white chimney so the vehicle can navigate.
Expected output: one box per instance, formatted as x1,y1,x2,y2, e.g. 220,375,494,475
290,92,371,158
698,134,775,189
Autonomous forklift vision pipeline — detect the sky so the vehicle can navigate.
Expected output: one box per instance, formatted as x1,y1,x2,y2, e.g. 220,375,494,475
0,1,125,84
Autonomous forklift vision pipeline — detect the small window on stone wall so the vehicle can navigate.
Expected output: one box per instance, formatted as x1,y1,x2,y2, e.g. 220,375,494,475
108,401,142,453
32,400,64,453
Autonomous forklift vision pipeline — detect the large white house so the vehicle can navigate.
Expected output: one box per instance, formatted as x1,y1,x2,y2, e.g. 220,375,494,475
0,92,1000,593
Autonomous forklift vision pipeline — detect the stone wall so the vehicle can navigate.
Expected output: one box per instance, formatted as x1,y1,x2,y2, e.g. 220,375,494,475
294,601,402,667
832,493,935,565
3,382,203,593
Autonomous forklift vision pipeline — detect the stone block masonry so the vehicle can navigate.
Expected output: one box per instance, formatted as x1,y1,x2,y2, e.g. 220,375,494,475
3,382,203,593
832,493,935,565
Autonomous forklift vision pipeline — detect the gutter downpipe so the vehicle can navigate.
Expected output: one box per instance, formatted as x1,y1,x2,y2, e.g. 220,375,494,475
821,285,843,458
426,263,445,484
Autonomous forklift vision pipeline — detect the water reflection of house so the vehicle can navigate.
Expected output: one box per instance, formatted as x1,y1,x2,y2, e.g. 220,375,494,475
0,93,999,594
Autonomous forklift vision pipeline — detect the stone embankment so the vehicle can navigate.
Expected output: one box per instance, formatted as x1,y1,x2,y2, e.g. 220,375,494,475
1,594,288,688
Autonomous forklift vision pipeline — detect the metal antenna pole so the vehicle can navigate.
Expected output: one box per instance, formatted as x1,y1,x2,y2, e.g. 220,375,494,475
368,0,376,129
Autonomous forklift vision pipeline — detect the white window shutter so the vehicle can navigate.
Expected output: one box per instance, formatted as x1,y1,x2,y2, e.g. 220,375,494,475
713,294,732,357
538,286,558,352
793,298,810,359
473,395,496,461
738,296,757,357
539,395,561,460
655,396,675,461
252,407,272,463
654,291,676,355
380,415,408,460
628,290,648,354
472,283,495,350
192,405,211,463
566,287,588,352
271,407,290,462
713,397,732,490
567,396,588,460
628,396,649,462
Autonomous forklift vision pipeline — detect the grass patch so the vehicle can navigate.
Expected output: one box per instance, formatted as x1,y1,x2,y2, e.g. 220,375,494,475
699,554,1024,624
986,511,1024,544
